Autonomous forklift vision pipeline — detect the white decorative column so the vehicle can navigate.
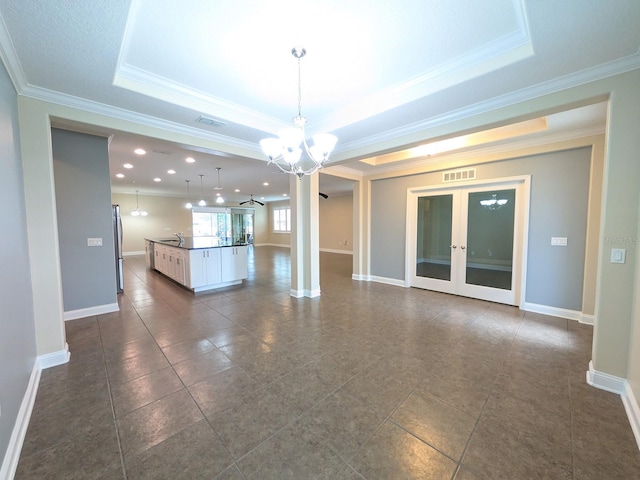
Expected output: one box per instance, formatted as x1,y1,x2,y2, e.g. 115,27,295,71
289,173,320,298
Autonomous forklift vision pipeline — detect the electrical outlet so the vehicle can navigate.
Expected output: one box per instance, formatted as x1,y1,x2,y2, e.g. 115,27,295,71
551,237,568,246
87,237,102,247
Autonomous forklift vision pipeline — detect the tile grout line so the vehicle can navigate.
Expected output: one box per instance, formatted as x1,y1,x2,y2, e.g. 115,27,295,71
97,313,130,480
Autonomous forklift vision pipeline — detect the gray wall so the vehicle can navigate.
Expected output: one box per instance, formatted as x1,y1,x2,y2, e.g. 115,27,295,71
52,129,117,312
371,147,591,311
0,59,37,466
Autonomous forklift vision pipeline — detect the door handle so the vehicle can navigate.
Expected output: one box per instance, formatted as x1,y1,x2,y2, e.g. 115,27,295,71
450,245,457,249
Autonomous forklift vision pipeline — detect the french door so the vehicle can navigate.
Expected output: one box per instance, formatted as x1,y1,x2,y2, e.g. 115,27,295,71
407,179,528,305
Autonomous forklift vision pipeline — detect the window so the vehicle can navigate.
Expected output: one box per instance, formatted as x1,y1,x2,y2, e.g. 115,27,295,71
273,207,291,233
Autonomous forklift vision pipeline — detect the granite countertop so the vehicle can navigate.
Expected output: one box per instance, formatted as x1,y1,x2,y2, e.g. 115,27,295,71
146,237,248,250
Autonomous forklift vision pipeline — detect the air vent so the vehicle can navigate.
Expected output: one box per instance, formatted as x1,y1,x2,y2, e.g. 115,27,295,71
196,116,226,128
443,168,476,183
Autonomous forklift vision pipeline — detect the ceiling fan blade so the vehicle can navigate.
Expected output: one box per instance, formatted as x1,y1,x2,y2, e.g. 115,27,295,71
239,201,247,205
319,192,328,199
255,200,265,206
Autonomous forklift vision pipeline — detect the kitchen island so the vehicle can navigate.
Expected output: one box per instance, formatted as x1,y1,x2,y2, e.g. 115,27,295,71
145,237,248,293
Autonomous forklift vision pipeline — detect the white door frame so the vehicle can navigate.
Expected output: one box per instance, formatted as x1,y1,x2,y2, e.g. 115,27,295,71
405,175,531,306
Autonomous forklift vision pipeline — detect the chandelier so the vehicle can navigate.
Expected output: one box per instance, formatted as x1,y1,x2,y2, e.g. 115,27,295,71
131,190,148,216
480,193,508,210
260,47,338,179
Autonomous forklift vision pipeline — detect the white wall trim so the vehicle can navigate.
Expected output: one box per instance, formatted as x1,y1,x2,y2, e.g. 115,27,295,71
369,275,408,288
0,361,40,480
123,250,144,256
320,248,353,255
521,302,583,322
622,382,640,452
289,288,321,298
352,274,369,281
289,288,304,298
587,360,626,394
63,302,119,321
579,313,595,325
587,361,640,452
37,344,70,369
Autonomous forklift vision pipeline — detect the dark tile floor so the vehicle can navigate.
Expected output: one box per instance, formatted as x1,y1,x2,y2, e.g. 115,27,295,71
15,246,640,479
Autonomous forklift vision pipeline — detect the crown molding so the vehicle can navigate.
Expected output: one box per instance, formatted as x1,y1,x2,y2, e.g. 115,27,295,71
337,52,640,156
314,29,534,135
18,83,264,157
113,63,287,134
0,11,26,92
362,124,605,178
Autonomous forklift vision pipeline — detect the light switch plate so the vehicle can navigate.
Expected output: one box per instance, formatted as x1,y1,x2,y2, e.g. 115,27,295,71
551,237,567,246
87,237,103,247
611,248,626,264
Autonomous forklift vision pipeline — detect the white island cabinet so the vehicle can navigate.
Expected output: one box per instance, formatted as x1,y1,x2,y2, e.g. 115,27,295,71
221,245,248,283
146,238,248,293
153,243,185,285
187,248,222,290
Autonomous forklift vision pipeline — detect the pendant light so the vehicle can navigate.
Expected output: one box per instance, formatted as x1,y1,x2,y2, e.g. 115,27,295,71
185,180,193,209
131,189,148,216
214,167,224,204
259,47,337,178
198,174,206,206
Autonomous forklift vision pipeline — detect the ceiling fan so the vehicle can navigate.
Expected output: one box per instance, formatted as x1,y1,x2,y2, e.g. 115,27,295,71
239,194,264,206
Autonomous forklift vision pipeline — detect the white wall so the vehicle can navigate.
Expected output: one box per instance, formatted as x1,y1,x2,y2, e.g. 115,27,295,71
0,58,37,477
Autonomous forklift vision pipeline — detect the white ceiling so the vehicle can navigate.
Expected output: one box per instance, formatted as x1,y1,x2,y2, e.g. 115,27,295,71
1,1,638,202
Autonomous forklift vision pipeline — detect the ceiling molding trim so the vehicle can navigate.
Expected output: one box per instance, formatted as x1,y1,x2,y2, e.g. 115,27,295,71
312,29,533,134
18,83,263,158
363,124,605,177
0,11,27,92
322,165,365,180
335,52,640,156
113,63,288,134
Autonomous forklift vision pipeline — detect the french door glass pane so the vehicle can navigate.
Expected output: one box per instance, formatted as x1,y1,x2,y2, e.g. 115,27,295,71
465,189,515,289
416,195,453,280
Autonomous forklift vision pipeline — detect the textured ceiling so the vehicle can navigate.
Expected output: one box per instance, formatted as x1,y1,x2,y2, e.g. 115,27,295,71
0,1,637,201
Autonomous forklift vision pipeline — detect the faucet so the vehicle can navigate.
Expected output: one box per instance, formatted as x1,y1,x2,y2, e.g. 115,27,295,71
175,232,184,245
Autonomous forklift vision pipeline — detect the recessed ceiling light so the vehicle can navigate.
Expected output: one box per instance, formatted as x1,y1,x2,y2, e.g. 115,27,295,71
283,193,288,197
154,177,161,182
263,182,269,186
234,189,240,192
185,157,195,163
260,196,265,200
134,148,146,155
115,173,124,178
216,192,221,196
167,169,176,174
123,163,133,169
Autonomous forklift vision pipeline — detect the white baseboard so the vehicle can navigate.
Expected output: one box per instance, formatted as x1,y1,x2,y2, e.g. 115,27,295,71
64,302,119,321
369,275,408,288
0,360,40,480
622,382,640,452
319,248,353,255
123,251,144,256
587,361,640,451
289,288,321,298
579,313,595,325
522,302,583,322
352,273,369,281
37,344,70,369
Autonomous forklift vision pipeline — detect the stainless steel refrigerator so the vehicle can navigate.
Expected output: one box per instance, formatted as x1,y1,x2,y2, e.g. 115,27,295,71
113,204,124,293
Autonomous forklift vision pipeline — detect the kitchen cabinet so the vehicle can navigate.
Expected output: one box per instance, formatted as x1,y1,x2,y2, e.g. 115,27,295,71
145,239,153,268
221,245,248,282
187,248,222,289
147,238,248,293
154,244,185,284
